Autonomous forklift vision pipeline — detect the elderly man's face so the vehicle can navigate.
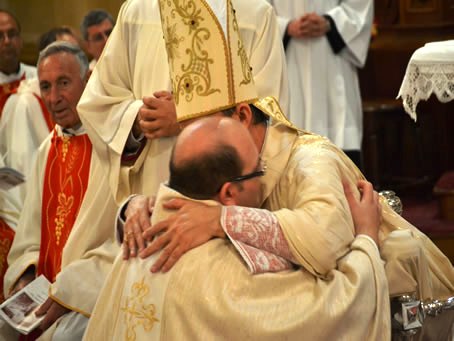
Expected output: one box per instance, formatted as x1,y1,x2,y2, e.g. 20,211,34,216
0,12,22,69
38,52,85,129
86,18,113,60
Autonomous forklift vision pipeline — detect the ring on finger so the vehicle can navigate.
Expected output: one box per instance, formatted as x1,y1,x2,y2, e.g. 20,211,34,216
124,231,133,242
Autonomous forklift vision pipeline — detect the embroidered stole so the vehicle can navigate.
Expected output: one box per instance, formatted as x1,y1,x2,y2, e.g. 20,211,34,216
37,130,92,282
33,94,55,132
0,218,14,302
0,75,25,118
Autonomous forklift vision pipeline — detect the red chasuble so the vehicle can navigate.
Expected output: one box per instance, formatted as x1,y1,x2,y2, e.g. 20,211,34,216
34,94,55,132
37,131,92,282
0,75,25,118
0,218,15,302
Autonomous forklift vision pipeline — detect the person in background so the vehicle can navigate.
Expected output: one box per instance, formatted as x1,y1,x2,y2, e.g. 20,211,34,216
4,42,94,341
0,8,36,307
80,9,115,72
0,9,36,116
0,32,81,309
267,1,373,168
0,26,79,204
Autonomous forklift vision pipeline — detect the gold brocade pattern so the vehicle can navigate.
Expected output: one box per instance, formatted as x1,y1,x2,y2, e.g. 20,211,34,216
121,277,160,341
163,18,184,63
158,0,258,121
230,1,252,86
54,193,74,245
61,136,70,162
54,136,76,245
160,0,220,105
253,97,298,130
172,0,203,34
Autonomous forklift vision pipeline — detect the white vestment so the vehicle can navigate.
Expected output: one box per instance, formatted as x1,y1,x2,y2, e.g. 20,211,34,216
4,125,117,340
0,63,36,86
0,154,21,231
0,64,37,218
0,78,54,204
4,125,91,294
268,0,373,150
84,184,390,341
78,0,289,204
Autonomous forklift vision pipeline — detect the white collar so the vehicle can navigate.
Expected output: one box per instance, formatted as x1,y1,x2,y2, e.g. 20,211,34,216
61,123,85,136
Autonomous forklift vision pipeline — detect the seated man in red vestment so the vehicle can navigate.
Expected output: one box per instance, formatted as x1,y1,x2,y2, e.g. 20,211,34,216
0,26,79,206
4,41,91,341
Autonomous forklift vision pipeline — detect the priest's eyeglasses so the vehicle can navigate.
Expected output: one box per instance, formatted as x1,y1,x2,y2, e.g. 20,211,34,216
215,159,266,194
229,159,267,184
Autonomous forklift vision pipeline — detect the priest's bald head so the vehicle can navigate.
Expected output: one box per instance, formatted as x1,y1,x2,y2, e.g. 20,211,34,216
169,116,265,208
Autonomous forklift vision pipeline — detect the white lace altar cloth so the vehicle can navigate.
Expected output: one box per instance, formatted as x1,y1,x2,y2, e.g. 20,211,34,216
397,40,454,121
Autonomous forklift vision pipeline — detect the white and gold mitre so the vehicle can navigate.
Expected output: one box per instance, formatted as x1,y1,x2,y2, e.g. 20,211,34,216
158,0,258,122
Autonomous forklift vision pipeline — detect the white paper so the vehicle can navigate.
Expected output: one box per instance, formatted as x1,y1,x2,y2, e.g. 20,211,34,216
0,275,50,335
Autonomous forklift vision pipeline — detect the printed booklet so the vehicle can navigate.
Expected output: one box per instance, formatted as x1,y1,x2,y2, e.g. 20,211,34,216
0,275,50,334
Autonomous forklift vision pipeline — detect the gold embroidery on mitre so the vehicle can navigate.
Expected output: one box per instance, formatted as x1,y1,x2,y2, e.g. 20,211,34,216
172,0,204,33
229,1,252,86
160,0,220,105
159,0,258,121
253,97,298,130
121,277,160,341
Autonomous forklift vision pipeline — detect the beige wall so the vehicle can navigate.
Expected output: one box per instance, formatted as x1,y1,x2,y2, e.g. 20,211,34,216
0,0,124,64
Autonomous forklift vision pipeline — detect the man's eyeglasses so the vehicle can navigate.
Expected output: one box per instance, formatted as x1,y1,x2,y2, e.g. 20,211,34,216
88,28,113,43
229,169,266,183
224,159,267,188
0,30,20,43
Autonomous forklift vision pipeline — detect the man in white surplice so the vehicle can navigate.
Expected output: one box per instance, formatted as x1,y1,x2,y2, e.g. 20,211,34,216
267,1,373,166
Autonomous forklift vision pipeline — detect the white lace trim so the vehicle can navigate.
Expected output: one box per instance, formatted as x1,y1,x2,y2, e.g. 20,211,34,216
398,62,454,121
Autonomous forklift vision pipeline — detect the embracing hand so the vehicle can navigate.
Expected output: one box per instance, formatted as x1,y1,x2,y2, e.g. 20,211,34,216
343,180,382,245
139,198,225,273
122,195,155,259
